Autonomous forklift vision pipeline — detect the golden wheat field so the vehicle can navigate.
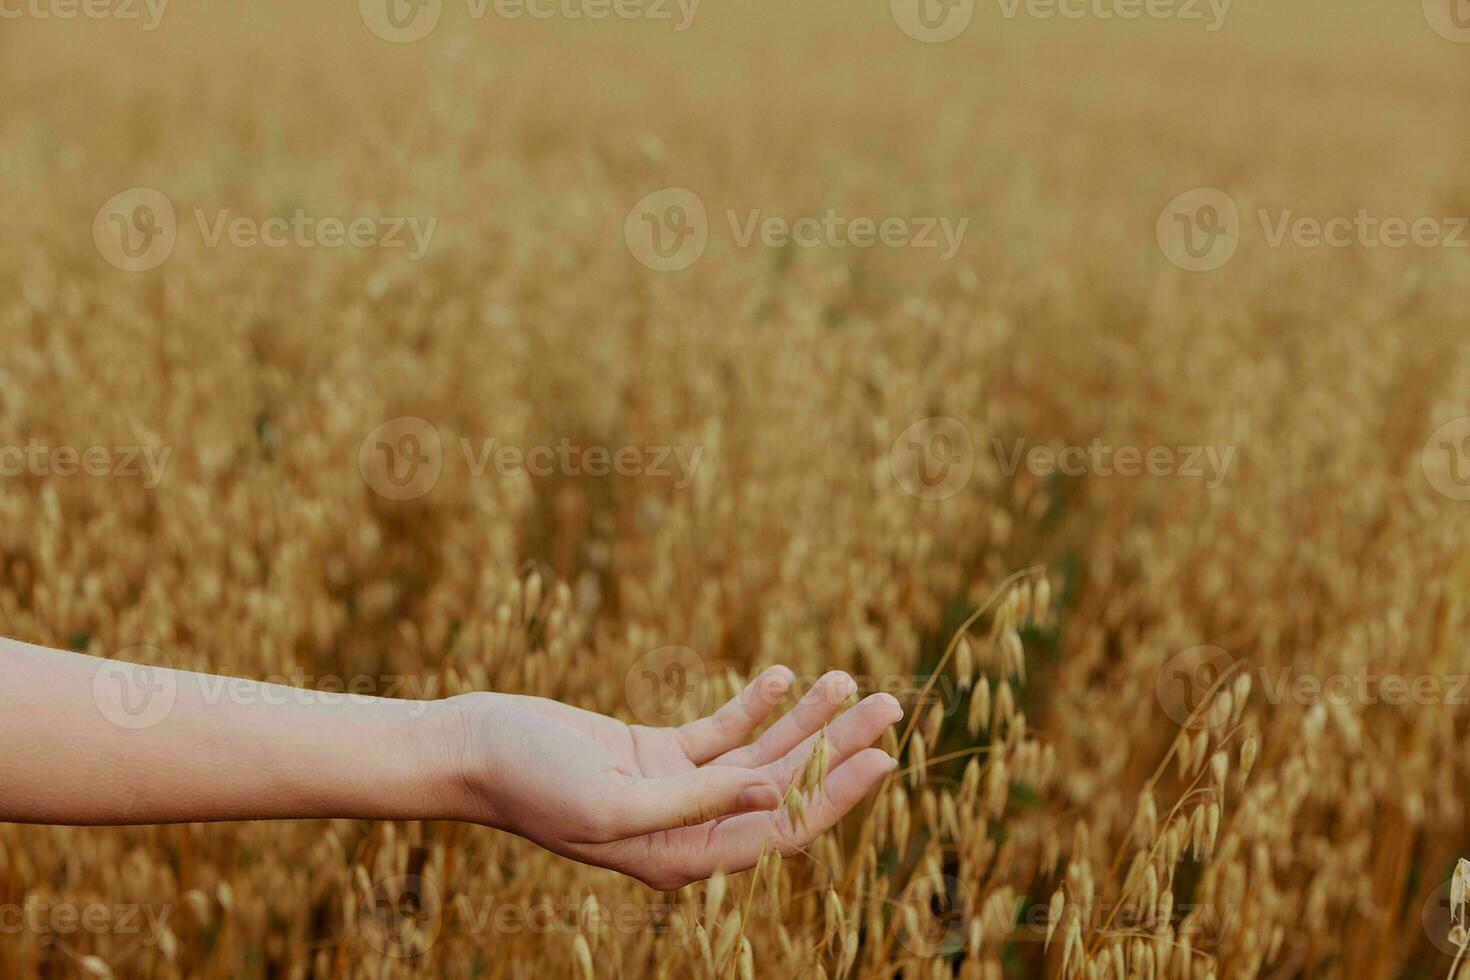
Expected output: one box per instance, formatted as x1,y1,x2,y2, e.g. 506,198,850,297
4,0,1470,976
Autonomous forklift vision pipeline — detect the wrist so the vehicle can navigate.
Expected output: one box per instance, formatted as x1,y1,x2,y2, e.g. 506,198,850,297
422,692,503,826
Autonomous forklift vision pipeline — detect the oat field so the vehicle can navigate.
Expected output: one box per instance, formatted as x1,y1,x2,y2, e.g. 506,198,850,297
4,0,1470,976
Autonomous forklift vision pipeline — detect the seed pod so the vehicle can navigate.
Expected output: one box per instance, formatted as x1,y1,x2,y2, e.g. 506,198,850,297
923,702,943,749
525,572,542,621
961,757,982,805
1045,888,1064,950
1033,577,1051,625
1210,750,1230,800
985,757,1009,818
1230,670,1251,724
1135,789,1158,847
968,677,991,736
79,957,113,979
1174,729,1193,781
824,890,844,945
1002,628,1025,681
737,938,754,980
910,731,927,789
705,872,726,925
1191,730,1210,776
570,934,595,980
580,894,600,952
839,929,858,978
996,679,1015,727
765,849,783,900
956,635,975,691
784,785,809,833
892,789,911,852
695,923,714,973
803,729,830,795
1239,730,1259,781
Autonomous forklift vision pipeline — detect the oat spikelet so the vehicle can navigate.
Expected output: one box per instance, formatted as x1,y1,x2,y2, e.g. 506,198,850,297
968,676,991,736
910,730,927,789
956,634,975,690
824,889,844,946
1045,887,1064,950
803,729,830,796
784,784,809,833
1239,729,1259,781
571,934,594,980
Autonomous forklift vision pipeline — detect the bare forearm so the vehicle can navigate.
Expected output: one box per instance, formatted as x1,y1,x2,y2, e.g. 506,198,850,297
0,637,462,825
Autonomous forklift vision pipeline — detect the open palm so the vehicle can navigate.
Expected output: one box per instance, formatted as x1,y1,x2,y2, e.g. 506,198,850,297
446,667,901,889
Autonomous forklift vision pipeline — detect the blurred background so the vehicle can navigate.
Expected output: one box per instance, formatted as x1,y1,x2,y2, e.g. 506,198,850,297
3,0,1470,976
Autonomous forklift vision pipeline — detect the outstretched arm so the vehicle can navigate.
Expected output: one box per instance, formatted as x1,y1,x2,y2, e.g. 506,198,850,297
0,636,460,825
0,637,901,888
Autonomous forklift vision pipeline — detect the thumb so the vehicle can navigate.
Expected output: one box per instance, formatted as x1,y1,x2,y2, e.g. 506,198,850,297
612,768,780,838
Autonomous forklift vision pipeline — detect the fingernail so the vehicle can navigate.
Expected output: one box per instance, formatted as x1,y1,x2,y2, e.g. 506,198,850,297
882,754,899,773
737,785,780,811
826,671,857,701
877,692,903,717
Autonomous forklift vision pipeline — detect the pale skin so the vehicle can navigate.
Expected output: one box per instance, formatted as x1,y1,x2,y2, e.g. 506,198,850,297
0,636,902,890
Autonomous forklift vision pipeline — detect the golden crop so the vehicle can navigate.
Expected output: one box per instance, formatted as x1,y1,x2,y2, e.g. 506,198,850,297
3,1,1470,977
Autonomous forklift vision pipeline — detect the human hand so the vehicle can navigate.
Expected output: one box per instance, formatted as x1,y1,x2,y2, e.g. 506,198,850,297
440,668,902,890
